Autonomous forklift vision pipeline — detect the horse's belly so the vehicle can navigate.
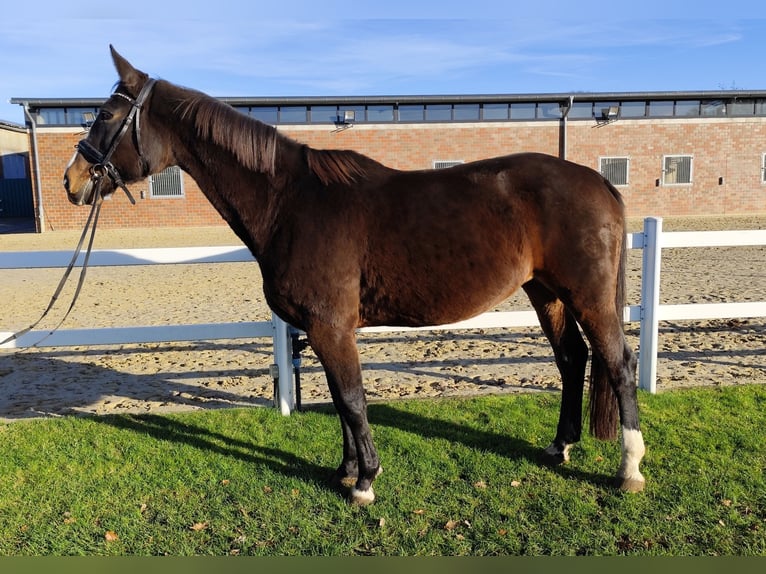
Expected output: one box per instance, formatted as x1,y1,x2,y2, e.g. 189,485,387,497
359,264,528,328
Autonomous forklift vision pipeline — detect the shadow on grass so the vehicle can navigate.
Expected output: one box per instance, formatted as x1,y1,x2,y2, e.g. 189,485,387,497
95,399,617,497
99,412,340,494
365,402,616,489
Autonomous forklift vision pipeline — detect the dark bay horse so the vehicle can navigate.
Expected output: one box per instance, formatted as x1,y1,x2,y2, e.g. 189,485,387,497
64,47,645,504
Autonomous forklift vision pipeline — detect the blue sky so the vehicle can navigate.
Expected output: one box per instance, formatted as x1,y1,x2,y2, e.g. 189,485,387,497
2,1,764,125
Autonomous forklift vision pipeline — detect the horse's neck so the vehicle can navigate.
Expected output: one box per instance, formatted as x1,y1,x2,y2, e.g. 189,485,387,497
155,87,297,256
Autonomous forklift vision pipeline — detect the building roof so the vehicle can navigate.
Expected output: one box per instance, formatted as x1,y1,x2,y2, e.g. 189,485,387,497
11,89,766,110
0,118,27,132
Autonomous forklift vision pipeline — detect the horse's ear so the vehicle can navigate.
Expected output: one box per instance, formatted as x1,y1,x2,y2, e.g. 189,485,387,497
110,45,148,96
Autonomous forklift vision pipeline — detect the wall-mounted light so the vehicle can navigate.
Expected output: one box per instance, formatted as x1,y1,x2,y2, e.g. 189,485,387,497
333,110,355,133
81,111,96,129
601,106,619,121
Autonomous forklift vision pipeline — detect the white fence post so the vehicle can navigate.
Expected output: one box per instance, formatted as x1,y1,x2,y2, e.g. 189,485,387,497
638,217,662,393
271,313,294,416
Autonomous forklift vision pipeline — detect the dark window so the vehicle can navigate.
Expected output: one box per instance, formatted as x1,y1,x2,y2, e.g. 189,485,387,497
310,105,339,123
600,157,629,186
366,105,394,122
36,107,99,126
675,100,700,117
398,104,424,122
279,106,307,123
425,104,452,121
537,102,562,119
701,100,726,117
569,102,594,119
510,102,536,120
621,101,646,118
37,108,66,124
730,100,755,116
648,101,674,117
250,106,279,124
453,104,480,121
482,103,508,120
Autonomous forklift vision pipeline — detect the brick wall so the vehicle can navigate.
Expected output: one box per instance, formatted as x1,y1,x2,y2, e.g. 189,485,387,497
31,117,766,231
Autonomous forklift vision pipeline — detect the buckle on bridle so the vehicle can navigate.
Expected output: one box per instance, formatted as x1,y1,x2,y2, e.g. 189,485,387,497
89,163,108,180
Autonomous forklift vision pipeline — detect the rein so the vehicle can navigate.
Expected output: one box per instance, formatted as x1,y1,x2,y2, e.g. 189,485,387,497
0,193,102,348
0,80,157,349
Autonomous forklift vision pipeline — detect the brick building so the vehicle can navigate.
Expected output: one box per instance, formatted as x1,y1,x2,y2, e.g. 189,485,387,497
10,91,766,232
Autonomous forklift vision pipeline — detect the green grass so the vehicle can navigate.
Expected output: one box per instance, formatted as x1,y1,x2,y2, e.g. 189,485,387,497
0,386,764,556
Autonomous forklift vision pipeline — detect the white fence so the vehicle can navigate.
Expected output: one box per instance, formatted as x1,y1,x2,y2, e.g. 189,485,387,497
1,217,764,413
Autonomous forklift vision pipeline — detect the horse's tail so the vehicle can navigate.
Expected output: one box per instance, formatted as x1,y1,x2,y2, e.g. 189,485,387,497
588,179,626,441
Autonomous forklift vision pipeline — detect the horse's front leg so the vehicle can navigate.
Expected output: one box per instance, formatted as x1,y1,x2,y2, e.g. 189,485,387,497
307,323,381,505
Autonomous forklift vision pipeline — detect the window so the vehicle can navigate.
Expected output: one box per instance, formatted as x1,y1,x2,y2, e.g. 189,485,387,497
1,153,28,179
36,107,99,126
701,100,726,117
279,106,307,123
250,106,278,124
600,157,629,186
537,102,562,119
366,105,394,122
482,103,508,120
569,102,594,119
675,100,700,117
433,160,464,169
649,101,674,117
730,100,755,116
453,104,480,121
425,104,452,122
309,106,339,123
662,155,693,185
620,101,646,118
398,105,424,122
149,166,184,198
510,103,536,120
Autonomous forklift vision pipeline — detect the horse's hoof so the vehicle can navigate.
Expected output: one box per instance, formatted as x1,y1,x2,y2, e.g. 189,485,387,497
539,443,571,466
350,486,375,506
617,477,645,493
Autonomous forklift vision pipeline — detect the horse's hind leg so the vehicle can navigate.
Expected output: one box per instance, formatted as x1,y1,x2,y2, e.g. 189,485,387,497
579,312,645,492
307,323,381,505
523,280,589,464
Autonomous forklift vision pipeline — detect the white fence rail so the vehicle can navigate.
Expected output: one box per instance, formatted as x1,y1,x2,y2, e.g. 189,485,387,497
1,217,764,412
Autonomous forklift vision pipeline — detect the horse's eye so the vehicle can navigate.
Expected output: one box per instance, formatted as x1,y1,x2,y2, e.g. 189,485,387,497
99,110,113,121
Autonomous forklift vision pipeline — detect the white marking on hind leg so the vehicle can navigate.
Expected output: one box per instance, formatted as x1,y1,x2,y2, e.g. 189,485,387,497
349,467,382,505
619,427,646,491
350,486,375,505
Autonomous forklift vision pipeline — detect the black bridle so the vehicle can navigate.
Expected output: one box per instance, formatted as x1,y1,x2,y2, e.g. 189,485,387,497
76,78,157,205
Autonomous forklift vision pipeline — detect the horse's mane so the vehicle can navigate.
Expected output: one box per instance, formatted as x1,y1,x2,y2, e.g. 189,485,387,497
175,87,369,186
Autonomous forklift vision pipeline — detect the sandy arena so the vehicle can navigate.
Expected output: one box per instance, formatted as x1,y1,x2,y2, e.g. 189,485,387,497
0,214,764,421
